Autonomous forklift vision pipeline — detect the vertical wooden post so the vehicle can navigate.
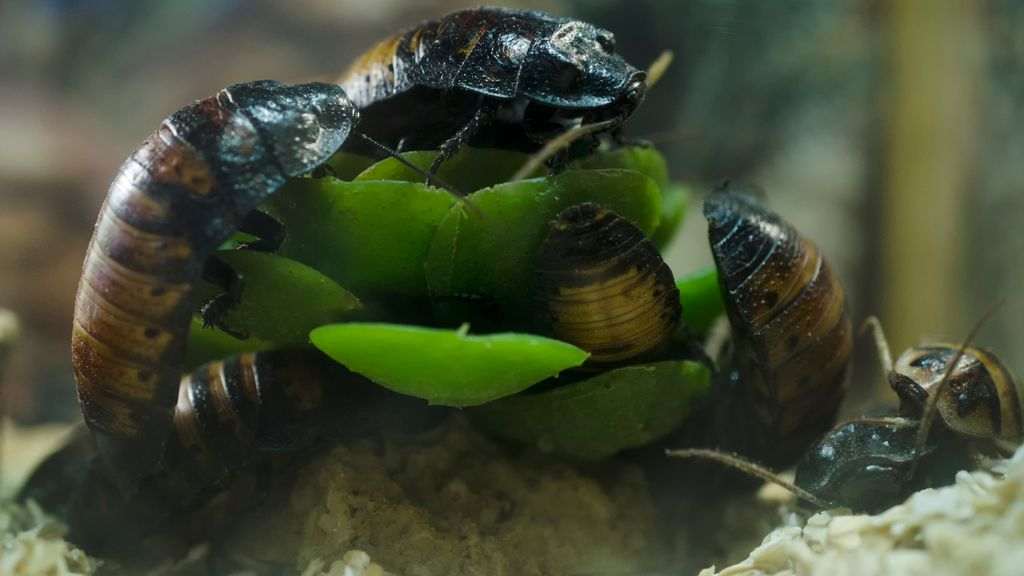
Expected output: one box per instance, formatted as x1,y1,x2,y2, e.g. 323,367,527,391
882,0,982,355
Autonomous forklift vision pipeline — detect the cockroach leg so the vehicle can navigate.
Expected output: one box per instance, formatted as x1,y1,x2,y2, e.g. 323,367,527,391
199,257,248,340
237,210,285,253
428,102,493,176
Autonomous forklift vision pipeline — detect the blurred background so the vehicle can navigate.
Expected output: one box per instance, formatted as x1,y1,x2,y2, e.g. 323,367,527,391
0,0,1021,432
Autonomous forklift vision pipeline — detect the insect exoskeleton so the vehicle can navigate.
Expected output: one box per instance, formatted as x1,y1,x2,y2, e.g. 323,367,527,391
703,182,853,466
792,417,930,513
533,202,680,365
890,344,1022,454
337,7,646,169
70,81,358,491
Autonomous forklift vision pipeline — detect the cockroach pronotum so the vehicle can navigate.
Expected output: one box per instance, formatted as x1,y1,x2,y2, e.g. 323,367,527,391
338,7,647,172
533,202,680,365
702,182,854,468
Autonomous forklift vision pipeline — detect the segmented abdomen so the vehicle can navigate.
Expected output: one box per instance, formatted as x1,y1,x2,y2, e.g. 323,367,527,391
160,349,382,502
705,188,852,464
533,203,680,364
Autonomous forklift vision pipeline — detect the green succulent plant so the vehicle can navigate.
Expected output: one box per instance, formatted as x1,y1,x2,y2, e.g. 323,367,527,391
186,145,724,460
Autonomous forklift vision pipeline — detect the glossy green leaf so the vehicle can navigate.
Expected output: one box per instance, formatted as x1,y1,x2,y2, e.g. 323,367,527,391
354,147,540,193
425,169,662,316
184,317,273,372
310,323,589,406
677,267,725,337
469,360,711,460
266,177,456,299
571,146,670,188
196,250,361,344
651,183,690,249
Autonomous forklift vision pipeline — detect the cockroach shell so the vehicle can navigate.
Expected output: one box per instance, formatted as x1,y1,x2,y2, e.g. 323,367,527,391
794,418,922,513
534,202,680,365
894,345,1023,450
704,187,852,461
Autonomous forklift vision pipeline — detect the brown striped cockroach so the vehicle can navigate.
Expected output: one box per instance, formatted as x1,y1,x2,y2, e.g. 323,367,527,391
24,81,451,551
338,7,647,171
701,183,854,469
72,81,358,489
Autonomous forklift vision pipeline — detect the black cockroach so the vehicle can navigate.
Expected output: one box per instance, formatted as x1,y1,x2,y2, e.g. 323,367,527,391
702,182,853,468
532,202,680,365
338,7,647,172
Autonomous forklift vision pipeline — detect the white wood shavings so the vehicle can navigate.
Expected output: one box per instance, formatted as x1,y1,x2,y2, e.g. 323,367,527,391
700,444,1024,576
0,500,97,576
299,550,389,576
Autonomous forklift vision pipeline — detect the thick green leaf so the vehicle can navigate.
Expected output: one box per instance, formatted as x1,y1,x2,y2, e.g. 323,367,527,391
197,250,361,344
677,267,725,337
425,169,662,316
266,177,456,300
184,317,273,371
651,183,690,249
354,147,540,193
469,361,711,460
571,146,670,188
310,323,588,406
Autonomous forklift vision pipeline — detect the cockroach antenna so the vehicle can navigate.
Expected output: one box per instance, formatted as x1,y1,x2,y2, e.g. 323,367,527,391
357,133,483,219
665,448,833,509
860,316,894,375
911,300,1005,474
645,50,674,89
357,133,462,197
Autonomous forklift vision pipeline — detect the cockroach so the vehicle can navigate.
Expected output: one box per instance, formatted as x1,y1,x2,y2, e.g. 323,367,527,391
338,7,647,172
29,80,449,552
533,202,680,365
791,318,1019,512
71,80,359,491
702,182,853,468
670,315,1016,514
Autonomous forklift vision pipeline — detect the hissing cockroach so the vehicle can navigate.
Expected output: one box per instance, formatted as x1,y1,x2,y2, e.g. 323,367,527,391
533,202,680,365
670,416,951,514
703,183,853,467
338,7,646,171
70,80,359,494
789,320,1020,511
673,319,1018,514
